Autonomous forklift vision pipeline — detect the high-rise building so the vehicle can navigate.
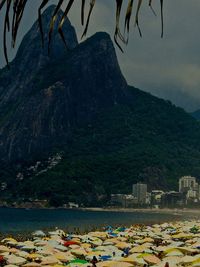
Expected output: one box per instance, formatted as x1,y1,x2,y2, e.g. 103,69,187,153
132,182,147,204
179,176,198,193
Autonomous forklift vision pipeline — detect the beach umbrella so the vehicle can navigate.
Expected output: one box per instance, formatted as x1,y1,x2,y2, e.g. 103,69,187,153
9,248,19,254
15,251,29,258
15,242,27,249
52,244,68,252
47,242,61,250
23,263,41,267
178,247,198,255
172,233,193,240
103,241,114,246
192,257,200,265
179,255,195,265
64,241,79,247
93,239,103,246
68,245,80,250
97,261,133,267
88,232,108,239
154,257,181,267
27,253,43,260
54,252,71,262
32,231,46,238
48,230,65,236
143,254,161,265
0,245,10,252
41,256,60,265
164,248,184,257
36,246,54,256
104,238,119,244
34,243,48,247
81,243,91,249
70,248,88,257
0,252,10,258
130,245,146,253
67,259,89,267
1,238,17,244
69,259,88,264
167,241,185,247
22,245,36,252
122,254,146,265
115,242,131,250
7,255,27,266
138,237,154,244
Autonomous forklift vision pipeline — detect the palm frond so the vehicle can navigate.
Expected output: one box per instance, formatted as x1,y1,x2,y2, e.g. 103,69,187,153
0,0,164,65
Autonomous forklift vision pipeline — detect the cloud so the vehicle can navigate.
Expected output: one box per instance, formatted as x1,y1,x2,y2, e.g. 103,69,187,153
0,1,200,111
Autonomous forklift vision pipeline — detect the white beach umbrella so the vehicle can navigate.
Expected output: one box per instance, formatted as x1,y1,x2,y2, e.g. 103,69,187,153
7,255,27,266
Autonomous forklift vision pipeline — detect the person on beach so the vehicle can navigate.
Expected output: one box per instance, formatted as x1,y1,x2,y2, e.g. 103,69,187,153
91,256,98,266
0,256,5,267
123,247,130,256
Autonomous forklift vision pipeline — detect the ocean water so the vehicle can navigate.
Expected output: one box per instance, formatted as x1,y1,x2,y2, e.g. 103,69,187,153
0,208,196,234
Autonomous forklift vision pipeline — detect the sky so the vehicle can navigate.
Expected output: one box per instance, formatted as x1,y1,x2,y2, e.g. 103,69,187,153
0,0,200,112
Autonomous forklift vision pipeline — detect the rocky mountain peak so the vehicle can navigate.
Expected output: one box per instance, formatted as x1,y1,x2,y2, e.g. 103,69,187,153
14,5,78,69
0,7,129,162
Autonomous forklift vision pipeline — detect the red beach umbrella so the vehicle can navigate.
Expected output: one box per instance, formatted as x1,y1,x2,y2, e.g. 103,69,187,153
64,241,79,247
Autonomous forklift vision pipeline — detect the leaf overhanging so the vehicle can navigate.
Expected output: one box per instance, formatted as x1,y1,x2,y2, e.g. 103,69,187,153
0,0,164,65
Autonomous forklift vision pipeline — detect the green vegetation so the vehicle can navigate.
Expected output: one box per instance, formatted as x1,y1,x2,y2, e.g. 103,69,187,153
2,87,200,207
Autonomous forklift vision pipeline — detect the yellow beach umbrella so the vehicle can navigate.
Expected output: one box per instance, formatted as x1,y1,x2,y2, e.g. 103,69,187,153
164,247,184,256
96,261,133,267
115,242,131,250
71,248,88,257
108,261,133,267
0,245,10,252
88,232,108,239
27,253,43,260
143,254,161,265
121,254,146,266
130,245,146,253
172,233,193,240
23,263,41,267
180,255,195,265
54,252,68,262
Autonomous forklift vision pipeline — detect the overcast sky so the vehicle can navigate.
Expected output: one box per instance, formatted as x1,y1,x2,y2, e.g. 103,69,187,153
0,1,200,112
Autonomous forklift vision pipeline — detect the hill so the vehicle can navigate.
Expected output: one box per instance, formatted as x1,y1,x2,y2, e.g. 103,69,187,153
0,6,200,206
191,110,200,121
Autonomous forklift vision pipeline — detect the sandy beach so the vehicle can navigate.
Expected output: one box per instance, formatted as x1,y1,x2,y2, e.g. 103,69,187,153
1,220,200,266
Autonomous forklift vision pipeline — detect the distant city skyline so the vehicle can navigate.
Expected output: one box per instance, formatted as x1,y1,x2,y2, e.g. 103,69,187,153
0,1,200,112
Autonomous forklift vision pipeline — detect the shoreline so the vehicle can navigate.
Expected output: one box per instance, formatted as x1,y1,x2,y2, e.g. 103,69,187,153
79,207,200,215
1,205,200,216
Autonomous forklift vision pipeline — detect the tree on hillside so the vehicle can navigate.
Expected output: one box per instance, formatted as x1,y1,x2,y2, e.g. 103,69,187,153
0,0,164,65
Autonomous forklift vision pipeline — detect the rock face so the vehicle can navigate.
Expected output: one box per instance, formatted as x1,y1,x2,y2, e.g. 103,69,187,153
0,6,129,162
2,6,200,202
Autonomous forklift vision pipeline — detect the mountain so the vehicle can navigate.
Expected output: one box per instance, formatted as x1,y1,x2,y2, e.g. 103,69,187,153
191,109,200,121
1,6,200,206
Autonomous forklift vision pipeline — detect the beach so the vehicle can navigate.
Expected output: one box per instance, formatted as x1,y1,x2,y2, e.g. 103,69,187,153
1,220,200,266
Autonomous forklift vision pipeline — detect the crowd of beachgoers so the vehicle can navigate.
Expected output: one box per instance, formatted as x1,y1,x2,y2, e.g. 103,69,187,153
1,220,200,267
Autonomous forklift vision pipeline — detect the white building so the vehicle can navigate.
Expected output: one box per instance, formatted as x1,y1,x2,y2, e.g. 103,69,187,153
151,190,165,205
179,176,200,203
179,176,198,193
132,183,147,204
